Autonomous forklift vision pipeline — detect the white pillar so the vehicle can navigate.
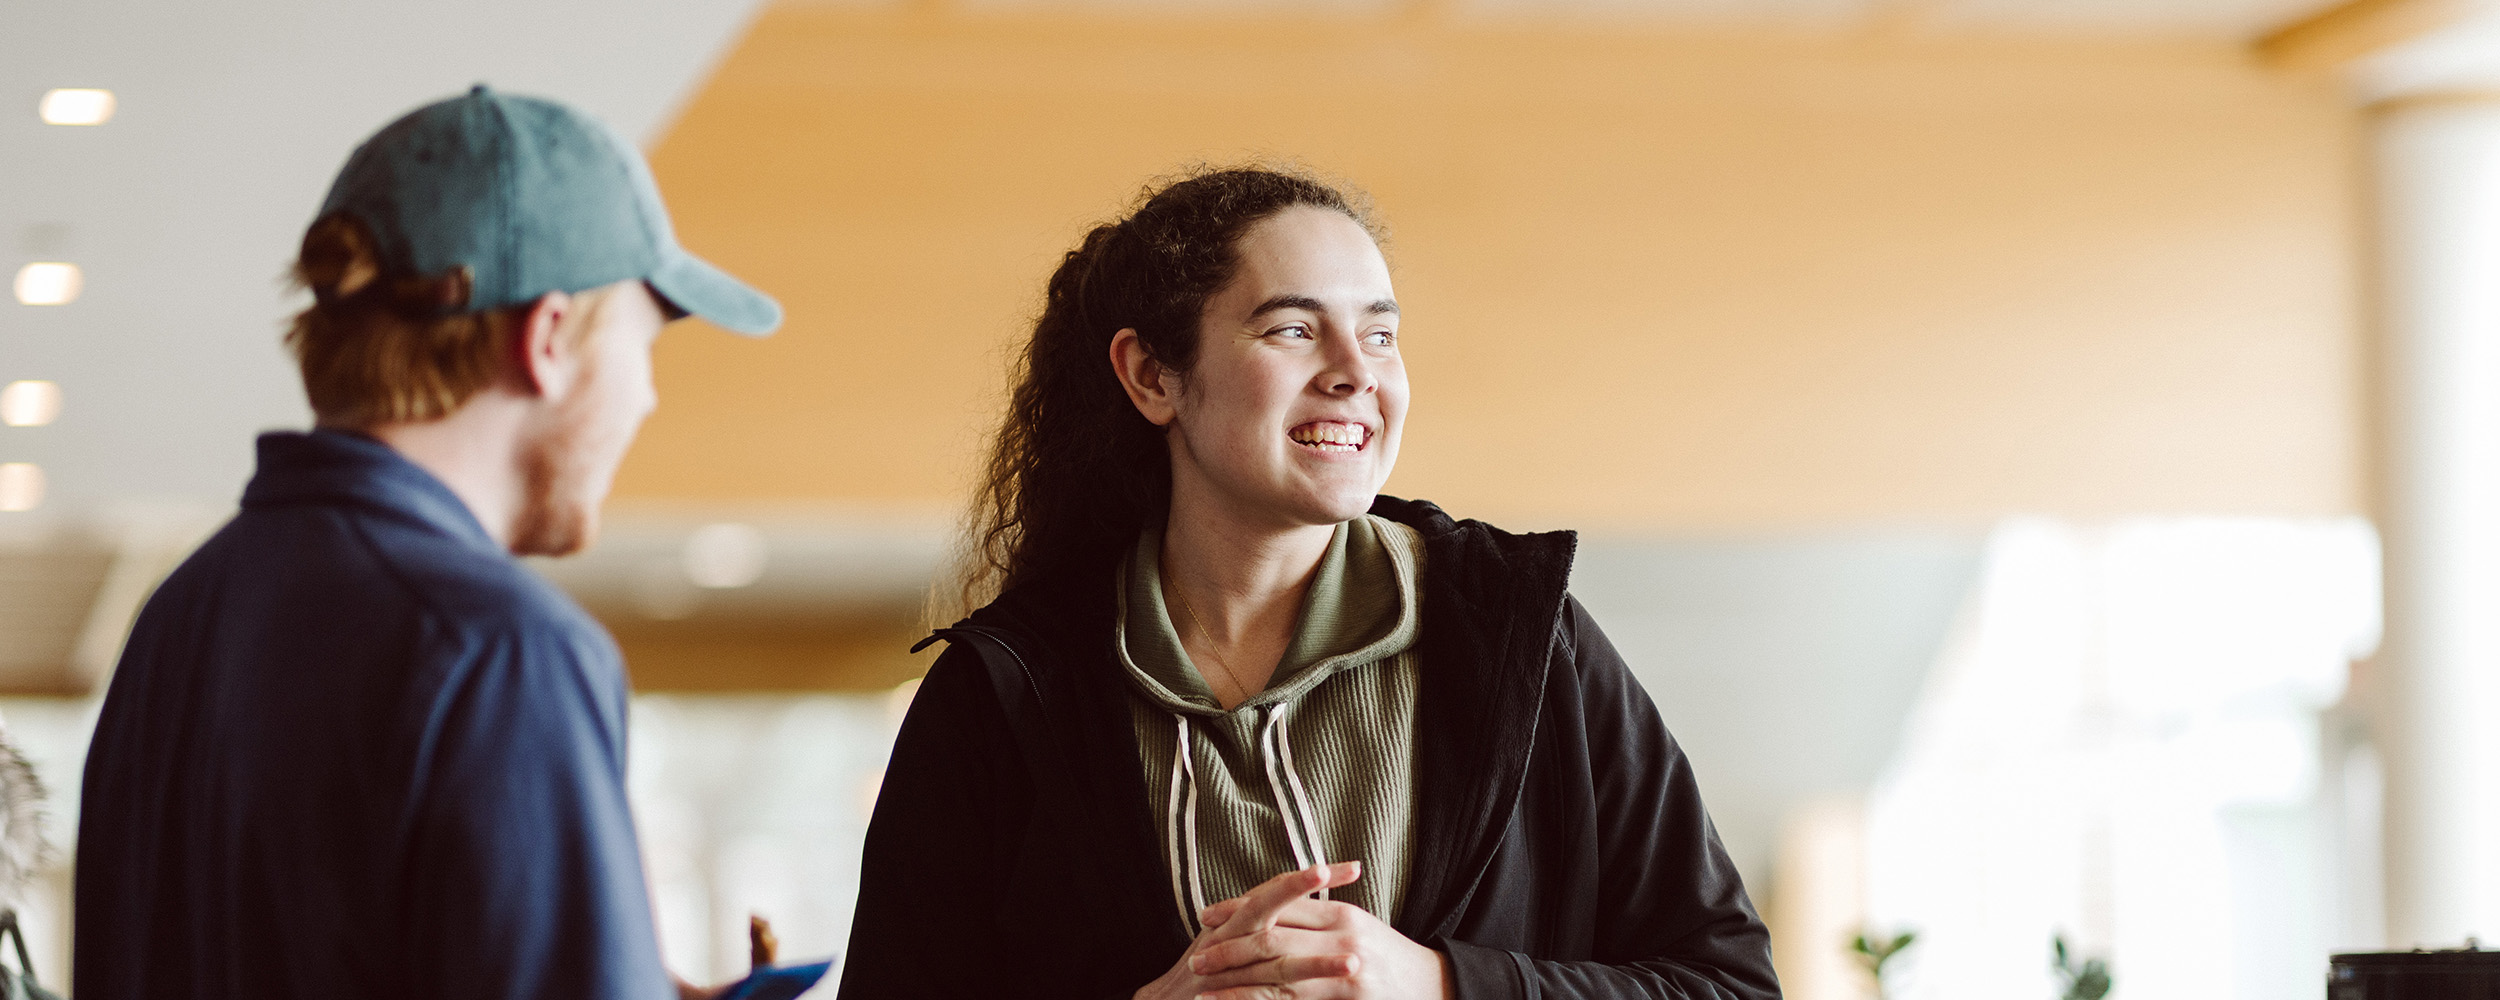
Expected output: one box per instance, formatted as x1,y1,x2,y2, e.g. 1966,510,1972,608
2367,94,2500,948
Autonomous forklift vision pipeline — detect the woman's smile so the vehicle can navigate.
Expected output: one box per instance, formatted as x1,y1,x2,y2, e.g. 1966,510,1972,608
1287,420,1373,454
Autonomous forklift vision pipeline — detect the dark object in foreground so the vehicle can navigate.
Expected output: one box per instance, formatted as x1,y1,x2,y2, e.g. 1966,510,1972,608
2330,948,2500,999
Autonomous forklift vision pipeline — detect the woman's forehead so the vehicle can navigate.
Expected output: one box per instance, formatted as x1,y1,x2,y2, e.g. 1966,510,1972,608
1228,209,1393,305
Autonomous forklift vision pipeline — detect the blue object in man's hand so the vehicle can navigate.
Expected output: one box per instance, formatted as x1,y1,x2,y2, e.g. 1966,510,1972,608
717,960,832,1000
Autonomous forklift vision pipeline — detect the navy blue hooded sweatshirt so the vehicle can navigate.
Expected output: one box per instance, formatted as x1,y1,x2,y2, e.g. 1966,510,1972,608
75,430,671,1000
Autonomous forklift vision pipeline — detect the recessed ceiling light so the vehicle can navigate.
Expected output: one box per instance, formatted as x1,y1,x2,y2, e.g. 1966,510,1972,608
0,463,42,513
13,263,81,305
39,89,115,126
0,382,60,428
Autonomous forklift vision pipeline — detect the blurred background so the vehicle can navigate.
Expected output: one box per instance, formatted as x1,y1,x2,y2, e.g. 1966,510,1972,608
8,0,2500,996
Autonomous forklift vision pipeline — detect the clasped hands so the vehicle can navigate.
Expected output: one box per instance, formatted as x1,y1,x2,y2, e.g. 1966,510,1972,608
1134,861,1454,1000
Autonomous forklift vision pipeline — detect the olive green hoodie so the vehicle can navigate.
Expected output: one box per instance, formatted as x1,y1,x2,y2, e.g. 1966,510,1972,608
1116,514,1424,934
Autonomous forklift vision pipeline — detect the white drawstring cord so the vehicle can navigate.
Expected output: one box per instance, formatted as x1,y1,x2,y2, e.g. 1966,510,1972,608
1168,714,1207,934
1256,708,1308,869
1258,704,1332,901
1272,706,1332,891
1168,702,1337,936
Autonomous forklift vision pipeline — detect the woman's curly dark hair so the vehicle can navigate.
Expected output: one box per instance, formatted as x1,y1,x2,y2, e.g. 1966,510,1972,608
955,165,1383,610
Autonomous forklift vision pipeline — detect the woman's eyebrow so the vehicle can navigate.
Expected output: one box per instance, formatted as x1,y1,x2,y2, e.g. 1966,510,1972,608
1247,294,1401,318
1248,294,1328,318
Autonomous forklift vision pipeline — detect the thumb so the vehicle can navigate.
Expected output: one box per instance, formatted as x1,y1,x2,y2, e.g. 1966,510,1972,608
748,914,778,969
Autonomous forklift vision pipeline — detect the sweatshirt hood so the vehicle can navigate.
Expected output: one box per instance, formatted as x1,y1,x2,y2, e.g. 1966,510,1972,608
926,495,1579,947
1114,514,1421,717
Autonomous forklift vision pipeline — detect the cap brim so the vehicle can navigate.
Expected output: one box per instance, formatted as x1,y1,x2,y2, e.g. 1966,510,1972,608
648,249,781,337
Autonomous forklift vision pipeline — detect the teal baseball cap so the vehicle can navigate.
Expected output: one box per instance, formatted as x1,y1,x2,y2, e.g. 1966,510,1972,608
315,84,780,335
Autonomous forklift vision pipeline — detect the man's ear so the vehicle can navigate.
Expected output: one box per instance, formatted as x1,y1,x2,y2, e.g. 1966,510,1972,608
1109,328,1177,426
511,289,578,399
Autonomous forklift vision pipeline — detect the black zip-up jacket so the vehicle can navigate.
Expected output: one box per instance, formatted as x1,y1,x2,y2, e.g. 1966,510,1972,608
838,497,1779,1000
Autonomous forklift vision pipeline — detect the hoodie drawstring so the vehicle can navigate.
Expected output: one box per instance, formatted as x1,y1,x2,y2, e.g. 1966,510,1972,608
1259,703,1332,894
1166,704,1332,936
1167,714,1207,934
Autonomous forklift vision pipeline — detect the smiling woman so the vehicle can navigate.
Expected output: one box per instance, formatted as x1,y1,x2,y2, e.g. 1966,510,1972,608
840,167,1779,1000
951,168,1391,614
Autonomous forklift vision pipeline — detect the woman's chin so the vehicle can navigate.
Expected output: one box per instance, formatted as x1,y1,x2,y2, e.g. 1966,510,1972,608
1191,468,1388,529
1290,488,1385,526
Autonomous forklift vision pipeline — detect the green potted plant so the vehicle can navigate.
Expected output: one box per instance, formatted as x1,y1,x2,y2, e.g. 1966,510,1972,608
2053,934,2112,1000
1851,928,1917,1000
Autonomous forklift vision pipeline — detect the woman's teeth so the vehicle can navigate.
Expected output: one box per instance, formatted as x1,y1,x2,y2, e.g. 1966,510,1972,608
1289,422,1367,452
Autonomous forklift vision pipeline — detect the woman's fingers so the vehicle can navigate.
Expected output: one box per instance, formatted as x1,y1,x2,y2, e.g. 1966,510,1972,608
1199,897,1244,929
1223,867,1326,932
1190,924,1334,976
1194,973,1359,1000
1201,863,1360,942
1269,899,1352,931
1191,952,1361,991
1190,907,1357,974
1197,862,1362,933
1200,896,1344,935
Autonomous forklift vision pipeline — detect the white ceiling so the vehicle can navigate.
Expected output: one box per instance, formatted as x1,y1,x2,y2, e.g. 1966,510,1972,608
0,0,2353,525
0,0,775,519
2357,5,2500,99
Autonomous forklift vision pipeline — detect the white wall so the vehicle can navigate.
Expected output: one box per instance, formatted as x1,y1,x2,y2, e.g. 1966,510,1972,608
0,0,771,511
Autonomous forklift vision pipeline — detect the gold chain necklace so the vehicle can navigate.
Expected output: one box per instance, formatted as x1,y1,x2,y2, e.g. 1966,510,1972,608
1167,581,1254,706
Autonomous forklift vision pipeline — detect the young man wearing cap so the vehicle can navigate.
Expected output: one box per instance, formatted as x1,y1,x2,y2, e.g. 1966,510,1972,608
74,86,779,1000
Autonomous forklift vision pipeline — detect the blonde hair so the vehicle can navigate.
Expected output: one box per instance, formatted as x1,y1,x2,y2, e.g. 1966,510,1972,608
283,214,519,428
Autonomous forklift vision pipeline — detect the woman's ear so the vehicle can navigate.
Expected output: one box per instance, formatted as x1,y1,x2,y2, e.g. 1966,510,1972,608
1110,328,1178,426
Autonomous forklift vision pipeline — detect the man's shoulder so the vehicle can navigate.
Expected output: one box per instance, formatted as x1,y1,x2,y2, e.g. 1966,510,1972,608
384,534,599,642
390,552,619,693
321,512,627,746
183,498,612,658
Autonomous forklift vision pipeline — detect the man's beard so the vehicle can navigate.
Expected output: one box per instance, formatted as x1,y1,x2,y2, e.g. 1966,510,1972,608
507,404,606,558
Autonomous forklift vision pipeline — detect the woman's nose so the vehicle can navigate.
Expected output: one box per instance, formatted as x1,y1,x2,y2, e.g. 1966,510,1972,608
1316,335,1376,395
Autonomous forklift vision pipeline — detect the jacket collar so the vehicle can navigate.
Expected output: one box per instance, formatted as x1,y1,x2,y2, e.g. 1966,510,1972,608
1371,495,1578,938
240,430,501,555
